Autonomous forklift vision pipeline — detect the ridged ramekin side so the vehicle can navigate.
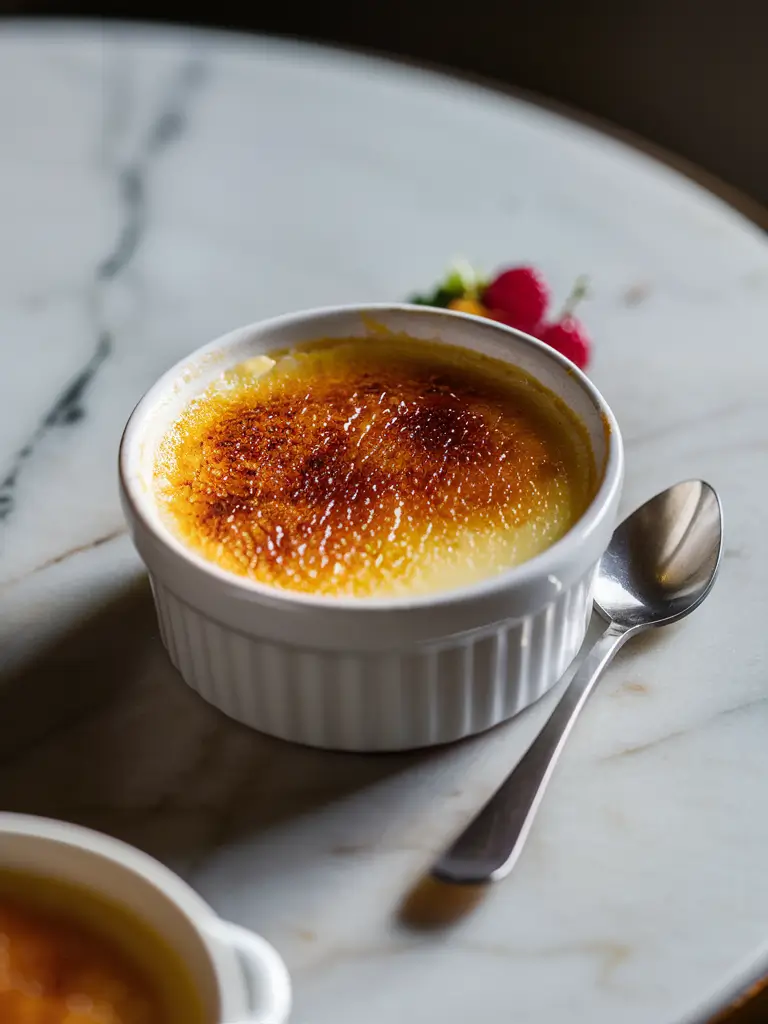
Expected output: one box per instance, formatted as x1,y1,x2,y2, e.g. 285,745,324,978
150,568,596,752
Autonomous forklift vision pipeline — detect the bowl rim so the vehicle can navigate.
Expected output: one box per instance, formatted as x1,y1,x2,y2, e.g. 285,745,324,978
119,302,624,614
0,812,220,922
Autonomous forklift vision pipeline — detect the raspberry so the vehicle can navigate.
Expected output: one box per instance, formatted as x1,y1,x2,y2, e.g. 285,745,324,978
539,317,591,369
483,266,550,335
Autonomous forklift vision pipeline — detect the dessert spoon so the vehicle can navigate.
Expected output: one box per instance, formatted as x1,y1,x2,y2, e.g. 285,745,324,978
432,479,723,885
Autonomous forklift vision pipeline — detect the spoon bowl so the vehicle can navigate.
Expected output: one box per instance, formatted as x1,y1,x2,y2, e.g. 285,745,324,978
432,480,724,885
596,479,723,632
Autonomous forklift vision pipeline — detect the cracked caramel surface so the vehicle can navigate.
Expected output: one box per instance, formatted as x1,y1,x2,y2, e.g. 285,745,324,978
155,336,597,597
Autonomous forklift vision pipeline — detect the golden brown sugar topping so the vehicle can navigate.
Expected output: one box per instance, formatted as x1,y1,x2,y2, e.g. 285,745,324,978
0,870,205,1024
156,337,597,597
0,899,161,1024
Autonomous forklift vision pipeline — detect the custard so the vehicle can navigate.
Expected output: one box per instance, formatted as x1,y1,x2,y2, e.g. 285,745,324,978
156,336,597,598
0,870,205,1024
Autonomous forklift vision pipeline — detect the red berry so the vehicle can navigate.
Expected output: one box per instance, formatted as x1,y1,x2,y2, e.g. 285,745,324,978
483,266,550,335
539,317,592,369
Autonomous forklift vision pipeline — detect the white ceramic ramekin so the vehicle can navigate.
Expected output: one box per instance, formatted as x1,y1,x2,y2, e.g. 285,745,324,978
0,813,291,1023
120,304,623,752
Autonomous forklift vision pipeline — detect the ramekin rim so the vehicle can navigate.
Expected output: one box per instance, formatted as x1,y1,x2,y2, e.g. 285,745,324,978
119,303,624,613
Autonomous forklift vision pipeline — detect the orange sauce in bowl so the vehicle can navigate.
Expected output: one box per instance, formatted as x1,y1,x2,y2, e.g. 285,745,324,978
0,872,205,1024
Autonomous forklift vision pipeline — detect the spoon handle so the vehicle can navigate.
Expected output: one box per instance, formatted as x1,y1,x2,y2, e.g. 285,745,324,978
432,622,631,885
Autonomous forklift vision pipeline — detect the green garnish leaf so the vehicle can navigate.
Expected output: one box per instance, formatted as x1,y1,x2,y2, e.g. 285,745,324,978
409,259,487,308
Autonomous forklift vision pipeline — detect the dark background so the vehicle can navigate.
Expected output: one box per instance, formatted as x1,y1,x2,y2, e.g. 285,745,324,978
2,1,767,209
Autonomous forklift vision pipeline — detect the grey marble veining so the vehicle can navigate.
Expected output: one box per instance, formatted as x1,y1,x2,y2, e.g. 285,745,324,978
1,21,768,1024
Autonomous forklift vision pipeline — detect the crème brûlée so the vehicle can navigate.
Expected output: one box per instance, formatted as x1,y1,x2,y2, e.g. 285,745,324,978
155,336,598,599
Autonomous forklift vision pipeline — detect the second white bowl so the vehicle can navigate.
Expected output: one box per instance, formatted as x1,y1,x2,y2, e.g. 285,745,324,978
0,814,291,1023
119,304,623,751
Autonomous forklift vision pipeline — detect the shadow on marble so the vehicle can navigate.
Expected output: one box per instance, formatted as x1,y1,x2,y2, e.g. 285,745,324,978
0,577,426,871
0,578,153,765
399,874,488,930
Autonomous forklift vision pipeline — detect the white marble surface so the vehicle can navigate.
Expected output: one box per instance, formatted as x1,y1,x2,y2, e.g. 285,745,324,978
1,20,767,1024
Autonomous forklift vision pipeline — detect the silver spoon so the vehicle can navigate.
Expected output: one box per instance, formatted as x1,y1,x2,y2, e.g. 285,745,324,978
432,480,723,886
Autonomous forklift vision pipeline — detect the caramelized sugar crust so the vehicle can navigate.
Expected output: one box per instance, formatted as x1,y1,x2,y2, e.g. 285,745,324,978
156,338,597,597
0,899,160,1024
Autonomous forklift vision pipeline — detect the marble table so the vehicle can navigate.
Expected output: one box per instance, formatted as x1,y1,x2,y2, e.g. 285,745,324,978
1,20,767,1024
